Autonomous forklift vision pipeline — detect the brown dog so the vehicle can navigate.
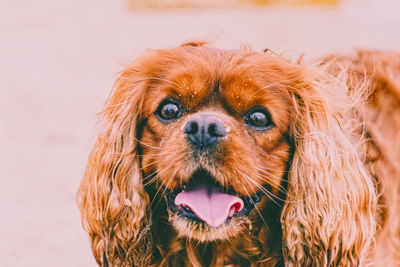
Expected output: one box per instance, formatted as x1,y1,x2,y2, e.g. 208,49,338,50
77,42,400,266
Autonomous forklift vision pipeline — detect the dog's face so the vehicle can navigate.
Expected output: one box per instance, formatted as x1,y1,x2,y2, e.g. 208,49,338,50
138,46,293,242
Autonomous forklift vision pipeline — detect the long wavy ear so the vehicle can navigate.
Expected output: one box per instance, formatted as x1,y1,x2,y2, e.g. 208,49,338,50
77,65,152,266
280,68,377,266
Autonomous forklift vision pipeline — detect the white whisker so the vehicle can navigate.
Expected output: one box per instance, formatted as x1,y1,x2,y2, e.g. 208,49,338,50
249,80,293,99
241,171,286,205
239,181,267,226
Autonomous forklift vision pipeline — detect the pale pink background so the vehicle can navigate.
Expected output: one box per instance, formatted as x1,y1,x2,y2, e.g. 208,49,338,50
1,0,399,266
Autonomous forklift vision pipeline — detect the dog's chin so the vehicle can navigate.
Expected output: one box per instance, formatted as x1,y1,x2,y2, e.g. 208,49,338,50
168,211,250,242
163,169,262,242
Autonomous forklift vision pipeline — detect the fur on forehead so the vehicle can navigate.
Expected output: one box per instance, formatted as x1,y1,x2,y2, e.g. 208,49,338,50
138,46,295,132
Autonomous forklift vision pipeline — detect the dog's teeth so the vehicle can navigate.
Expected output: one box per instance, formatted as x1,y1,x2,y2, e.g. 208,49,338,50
181,205,192,213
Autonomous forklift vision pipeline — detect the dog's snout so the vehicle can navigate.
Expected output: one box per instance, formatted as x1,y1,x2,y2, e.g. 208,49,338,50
183,115,226,150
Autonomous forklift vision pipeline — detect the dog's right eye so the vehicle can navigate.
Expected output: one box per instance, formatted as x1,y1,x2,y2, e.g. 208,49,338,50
156,100,182,122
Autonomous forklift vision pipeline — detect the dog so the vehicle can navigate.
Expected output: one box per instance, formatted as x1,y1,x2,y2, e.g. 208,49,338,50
77,41,400,266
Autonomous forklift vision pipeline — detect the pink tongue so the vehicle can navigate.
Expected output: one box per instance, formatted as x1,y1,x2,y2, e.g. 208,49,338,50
175,185,244,227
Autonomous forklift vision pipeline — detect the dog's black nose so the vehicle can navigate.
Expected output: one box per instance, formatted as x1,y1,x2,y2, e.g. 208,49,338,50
183,114,226,150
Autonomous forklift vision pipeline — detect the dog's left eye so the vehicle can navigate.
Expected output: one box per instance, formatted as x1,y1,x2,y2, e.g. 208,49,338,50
245,107,273,130
157,100,181,121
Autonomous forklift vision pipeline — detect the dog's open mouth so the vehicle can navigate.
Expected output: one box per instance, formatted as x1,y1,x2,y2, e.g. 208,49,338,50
165,169,262,228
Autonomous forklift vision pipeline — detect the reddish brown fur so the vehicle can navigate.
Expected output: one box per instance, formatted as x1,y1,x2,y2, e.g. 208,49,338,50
77,43,400,266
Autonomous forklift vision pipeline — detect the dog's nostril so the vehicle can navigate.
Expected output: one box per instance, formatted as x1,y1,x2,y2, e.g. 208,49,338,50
208,123,226,137
183,121,199,135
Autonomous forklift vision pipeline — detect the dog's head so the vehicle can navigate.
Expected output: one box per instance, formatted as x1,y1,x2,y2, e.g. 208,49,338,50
138,44,292,242
78,43,377,266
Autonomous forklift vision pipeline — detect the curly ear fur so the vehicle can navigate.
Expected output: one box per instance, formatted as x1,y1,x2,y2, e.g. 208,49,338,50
77,65,153,266
281,68,377,266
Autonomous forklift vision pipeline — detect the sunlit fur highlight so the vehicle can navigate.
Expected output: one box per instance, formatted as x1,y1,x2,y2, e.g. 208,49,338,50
77,43,400,266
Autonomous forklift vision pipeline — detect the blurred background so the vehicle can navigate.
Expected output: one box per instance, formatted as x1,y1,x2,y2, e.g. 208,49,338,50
1,0,399,266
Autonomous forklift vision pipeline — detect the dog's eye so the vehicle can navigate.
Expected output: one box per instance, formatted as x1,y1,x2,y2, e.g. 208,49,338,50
157,101,181,121
245,107,273,130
